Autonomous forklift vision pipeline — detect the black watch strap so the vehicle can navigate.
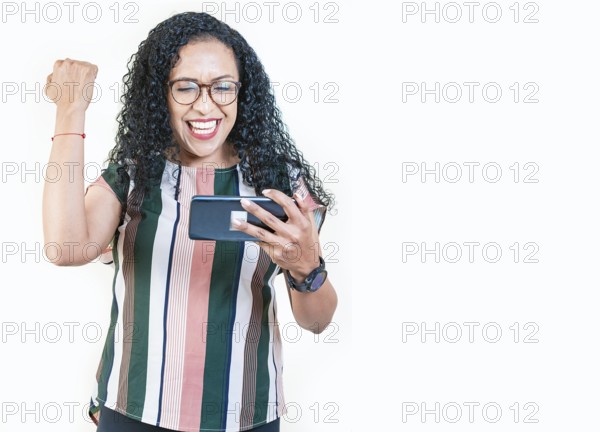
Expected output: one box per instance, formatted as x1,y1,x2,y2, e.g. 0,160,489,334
285,256,327,293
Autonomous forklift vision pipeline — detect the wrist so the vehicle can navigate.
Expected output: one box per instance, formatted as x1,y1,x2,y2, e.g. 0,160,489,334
287,256,322,282
285,256,327,293
55,106,86,125
288,269,309,283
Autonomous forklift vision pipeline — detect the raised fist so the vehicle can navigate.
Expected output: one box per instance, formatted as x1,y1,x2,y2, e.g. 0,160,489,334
45,58,99,111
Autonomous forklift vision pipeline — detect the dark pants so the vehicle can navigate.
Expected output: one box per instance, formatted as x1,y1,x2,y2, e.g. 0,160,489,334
97,406,280,432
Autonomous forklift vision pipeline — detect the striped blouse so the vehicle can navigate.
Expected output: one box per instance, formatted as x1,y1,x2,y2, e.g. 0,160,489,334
87,159,325,431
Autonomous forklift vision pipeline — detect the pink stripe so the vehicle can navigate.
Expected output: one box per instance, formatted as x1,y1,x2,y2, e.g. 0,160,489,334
161,167,196,428
178,168,216,429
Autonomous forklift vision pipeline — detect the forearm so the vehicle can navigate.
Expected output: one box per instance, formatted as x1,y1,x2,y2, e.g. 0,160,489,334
287,278,338,334
42,108,90,252
234,189,339,332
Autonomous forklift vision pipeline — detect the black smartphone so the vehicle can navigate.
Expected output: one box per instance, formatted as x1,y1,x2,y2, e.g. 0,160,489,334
189,195,289,241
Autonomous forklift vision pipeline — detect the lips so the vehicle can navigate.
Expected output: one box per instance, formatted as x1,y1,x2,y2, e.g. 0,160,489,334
186,118,221,140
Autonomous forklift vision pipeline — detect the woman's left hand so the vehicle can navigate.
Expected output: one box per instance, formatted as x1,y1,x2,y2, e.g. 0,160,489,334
232,189,321,281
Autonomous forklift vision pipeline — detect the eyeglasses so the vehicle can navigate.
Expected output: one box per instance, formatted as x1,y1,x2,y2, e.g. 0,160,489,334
168,79,242,106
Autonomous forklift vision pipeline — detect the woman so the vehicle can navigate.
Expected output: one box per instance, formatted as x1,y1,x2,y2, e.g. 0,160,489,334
43,11,337,432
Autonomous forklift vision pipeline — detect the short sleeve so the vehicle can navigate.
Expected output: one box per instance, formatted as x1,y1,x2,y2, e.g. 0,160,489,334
86,162,130,205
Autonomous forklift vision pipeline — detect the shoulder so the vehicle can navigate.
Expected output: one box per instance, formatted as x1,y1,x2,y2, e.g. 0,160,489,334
96,160,134,205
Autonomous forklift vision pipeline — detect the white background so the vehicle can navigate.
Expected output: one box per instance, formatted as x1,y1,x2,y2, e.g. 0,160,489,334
353,0,600,431
2,0,600,431
0,1,352,431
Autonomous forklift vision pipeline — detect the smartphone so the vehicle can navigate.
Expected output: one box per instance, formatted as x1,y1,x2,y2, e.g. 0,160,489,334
189,195,290,241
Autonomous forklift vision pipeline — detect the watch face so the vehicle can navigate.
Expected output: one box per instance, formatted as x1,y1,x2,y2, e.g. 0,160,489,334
311,271,327,291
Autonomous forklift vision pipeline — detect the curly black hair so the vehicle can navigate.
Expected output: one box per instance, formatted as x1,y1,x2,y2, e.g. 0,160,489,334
108,11,333,209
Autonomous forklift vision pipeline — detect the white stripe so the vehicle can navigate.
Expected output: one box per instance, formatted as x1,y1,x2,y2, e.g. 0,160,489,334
141,166,178,424
160,165,195,429
225,172,257,428
266,270,280,422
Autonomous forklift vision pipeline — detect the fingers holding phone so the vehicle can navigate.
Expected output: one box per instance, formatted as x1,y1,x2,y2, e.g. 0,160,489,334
188,191,322,276
188,195,288,242
239,189,322,277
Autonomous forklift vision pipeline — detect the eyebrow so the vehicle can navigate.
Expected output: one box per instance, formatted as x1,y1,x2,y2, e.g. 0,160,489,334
171,74,236,82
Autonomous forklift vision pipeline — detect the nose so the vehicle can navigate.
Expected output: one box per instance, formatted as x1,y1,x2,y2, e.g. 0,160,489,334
191,86,216,114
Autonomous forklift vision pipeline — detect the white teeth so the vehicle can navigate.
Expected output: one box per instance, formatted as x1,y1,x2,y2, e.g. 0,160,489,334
189,120,217,131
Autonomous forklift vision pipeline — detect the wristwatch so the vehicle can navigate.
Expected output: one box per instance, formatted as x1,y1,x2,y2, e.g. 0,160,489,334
285,256,328,293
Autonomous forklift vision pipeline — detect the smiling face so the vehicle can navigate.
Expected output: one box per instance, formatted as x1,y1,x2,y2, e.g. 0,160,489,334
167,39,240,168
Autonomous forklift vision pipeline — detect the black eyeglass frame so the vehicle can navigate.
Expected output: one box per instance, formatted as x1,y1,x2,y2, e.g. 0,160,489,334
167,79,242,106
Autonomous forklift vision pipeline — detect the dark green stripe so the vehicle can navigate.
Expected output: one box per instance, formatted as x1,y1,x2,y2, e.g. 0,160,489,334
253,262,277,425
97,242,121,403
125,161,164,416
101,163,129,205
97,162,129,404
200,168,242,429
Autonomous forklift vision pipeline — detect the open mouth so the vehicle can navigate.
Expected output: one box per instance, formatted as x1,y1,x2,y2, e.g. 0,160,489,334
187,119,221,136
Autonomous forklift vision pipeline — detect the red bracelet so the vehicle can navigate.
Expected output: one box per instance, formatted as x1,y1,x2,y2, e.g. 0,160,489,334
51,133,86,141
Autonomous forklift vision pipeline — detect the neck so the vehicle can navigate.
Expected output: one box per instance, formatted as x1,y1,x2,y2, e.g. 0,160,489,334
165,146,240,169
